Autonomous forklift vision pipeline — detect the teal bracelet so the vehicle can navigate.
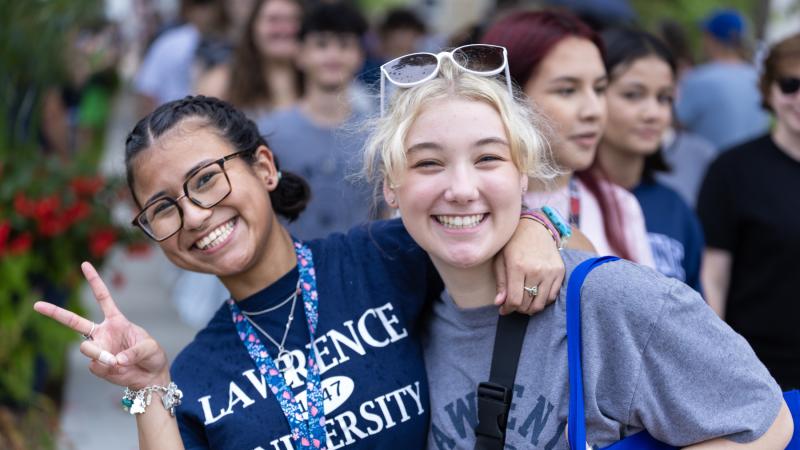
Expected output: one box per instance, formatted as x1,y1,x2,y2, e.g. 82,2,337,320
541,205,573,240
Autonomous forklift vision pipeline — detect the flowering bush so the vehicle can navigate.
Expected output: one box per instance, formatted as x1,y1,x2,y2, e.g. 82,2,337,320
0,153,143,406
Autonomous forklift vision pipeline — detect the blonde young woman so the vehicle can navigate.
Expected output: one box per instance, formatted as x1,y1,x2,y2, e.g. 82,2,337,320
367,47,792,449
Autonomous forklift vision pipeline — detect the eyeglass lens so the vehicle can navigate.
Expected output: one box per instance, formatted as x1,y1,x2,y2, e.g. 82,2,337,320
140,163,231,239
778,77,800,95
385,53,439,84
452,46,505,73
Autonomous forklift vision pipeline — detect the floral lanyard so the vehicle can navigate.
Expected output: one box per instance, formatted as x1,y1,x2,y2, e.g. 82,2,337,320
227,240,327,449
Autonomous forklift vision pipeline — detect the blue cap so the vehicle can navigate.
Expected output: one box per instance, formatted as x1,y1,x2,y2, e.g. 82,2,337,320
701,9,745,46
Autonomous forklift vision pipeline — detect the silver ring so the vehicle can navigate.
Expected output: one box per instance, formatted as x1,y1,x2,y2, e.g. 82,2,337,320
82,322,96,341
524,285,539,298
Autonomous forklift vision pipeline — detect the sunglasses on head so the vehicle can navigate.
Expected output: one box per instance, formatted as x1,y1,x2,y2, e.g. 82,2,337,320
379,44,512,115
777,77,800,95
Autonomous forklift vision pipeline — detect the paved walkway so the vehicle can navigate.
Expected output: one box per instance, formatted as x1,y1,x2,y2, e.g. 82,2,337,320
57,91,200,449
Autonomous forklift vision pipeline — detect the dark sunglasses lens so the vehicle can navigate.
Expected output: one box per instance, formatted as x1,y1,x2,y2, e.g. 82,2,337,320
778,77,800,95
385,54,438,84
452,46,504,73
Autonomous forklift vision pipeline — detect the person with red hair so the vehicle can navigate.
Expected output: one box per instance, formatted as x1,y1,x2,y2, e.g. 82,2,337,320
482,9,654,267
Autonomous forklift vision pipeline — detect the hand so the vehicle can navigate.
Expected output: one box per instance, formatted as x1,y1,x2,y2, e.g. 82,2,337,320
33,262,169,389
494,218,565,315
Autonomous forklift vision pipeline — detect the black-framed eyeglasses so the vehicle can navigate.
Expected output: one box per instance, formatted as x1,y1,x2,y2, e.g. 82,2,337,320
777,77,800,95
132,151,250,241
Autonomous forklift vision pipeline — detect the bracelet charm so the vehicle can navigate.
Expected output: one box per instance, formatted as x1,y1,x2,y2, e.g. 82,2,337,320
122,382,183,416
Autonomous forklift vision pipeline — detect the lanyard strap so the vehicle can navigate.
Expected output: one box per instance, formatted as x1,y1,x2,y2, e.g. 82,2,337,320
568,176,581,227
228,240,326,450
567,256,619,450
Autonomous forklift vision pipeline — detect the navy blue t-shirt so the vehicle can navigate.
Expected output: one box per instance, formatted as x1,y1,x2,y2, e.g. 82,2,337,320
633,180,704,293
171,220,440,450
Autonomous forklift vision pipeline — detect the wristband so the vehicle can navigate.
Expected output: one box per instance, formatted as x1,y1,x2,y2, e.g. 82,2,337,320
541,205,572,240
520,210,562,249
122,382,183,416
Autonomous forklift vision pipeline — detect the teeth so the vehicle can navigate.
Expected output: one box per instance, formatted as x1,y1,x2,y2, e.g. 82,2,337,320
196,219,235,250
435,214,485,229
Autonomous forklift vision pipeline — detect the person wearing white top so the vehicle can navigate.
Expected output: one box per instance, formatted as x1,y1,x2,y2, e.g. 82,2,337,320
482,11,655,266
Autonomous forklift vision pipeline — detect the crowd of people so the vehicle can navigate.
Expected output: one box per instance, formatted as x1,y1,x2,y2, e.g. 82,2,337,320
33,0,800,448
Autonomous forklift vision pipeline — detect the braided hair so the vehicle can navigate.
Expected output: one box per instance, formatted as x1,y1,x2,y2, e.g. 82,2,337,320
125,95,310,221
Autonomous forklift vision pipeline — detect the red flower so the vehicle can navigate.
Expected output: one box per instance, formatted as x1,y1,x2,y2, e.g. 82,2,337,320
33,196,60,223
8,232,33,255
0,220,10,255
70,176,105,197
38,217,66,237
62,201,91,225
89,228,117,259
13,193,34,217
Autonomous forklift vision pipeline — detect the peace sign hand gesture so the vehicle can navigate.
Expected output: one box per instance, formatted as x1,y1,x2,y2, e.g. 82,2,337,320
34,262,170,390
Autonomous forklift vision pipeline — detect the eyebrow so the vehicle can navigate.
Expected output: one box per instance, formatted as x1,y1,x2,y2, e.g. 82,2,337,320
550,75,608,84
142,158,215,206
406,137,509,154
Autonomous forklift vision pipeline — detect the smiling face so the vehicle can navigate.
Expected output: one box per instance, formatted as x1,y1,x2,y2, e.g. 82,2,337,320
253,0,302,60
523,37,607,172
387,98,526,271
131,121,281,280
603,56,675,156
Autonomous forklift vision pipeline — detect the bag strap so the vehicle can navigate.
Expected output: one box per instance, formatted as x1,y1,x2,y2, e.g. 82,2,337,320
474,312,531,450
567,256,619,450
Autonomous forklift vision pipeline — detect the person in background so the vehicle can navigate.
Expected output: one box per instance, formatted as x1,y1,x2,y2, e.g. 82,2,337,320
482,10,655,267
196,0,304,120
134,0,229,114
675,9,770,152
698,32,800,390
597,28,704,292
654,19,717,207
359,8,428,88
258,2,374,240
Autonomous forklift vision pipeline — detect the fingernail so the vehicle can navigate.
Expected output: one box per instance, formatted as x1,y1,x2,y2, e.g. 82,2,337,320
99,351,117,366
117,353,128,365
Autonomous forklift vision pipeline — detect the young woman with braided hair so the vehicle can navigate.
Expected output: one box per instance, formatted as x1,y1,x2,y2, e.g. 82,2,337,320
32,95,568,449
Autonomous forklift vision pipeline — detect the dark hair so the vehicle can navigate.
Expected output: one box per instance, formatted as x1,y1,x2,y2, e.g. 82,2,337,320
227,0,305,110
299,2,368,41
759,32,800,112
125,95,310,221
483,10,638,261
601,28,675,181
379,8,426,36
481,9,604,88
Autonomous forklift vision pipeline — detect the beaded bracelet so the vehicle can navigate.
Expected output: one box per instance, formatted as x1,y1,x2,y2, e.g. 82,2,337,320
122,382,183,416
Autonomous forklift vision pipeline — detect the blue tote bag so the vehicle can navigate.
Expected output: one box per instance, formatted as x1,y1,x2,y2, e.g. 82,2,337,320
566,256,800,450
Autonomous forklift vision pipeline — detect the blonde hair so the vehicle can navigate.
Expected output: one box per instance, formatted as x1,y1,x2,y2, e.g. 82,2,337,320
363,58,559,190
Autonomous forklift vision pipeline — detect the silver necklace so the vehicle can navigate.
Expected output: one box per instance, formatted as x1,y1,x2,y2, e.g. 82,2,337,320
241,280,300,317
243,292,297,373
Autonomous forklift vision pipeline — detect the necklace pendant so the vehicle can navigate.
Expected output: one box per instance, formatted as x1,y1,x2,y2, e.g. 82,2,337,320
276,349,295,374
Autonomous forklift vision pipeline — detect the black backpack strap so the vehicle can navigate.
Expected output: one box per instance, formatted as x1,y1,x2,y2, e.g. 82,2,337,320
474,312,530,450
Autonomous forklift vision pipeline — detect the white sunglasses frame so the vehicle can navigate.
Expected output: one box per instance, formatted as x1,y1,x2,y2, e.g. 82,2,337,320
379,44,513,116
